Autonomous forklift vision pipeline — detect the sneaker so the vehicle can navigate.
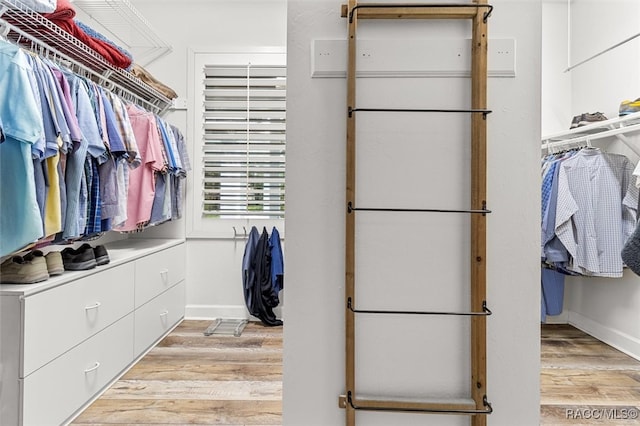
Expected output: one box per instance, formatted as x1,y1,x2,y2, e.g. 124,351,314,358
93,245,110,266
79,243,110,266
569,114,583,129
44,251,64,276
61,246,97,271
578,112,608,126
23,250,48,270
0,254,49,284
619,99,640,116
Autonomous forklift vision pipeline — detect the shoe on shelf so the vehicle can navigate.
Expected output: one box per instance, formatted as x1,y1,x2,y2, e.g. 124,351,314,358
569,114,583,129
44,251,64,276
23,250,47,268
579,112,608,126
61,246,97,271
619,99,640,116
93,245,110,266
0,254,50,284
79,243,110,266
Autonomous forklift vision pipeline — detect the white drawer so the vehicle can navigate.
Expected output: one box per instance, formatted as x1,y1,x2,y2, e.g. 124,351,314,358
22,263,135,376
134,244,185,308
134,280,185,356
21,313,134,426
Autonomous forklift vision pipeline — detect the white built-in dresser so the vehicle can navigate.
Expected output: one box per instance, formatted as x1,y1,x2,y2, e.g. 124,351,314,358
0,238,186,425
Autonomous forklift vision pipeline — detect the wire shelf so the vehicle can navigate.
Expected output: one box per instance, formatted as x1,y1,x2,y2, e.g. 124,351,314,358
0,0,171,114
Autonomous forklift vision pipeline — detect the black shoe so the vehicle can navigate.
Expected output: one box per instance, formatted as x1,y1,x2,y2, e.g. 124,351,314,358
79,243,110,266
93,245,110,266
62,246,97,271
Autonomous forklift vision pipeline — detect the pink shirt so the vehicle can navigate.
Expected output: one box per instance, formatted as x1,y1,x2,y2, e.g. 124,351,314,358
115,105,164,231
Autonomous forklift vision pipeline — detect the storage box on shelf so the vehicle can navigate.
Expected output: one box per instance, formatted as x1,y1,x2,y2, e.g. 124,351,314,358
0,238,186,426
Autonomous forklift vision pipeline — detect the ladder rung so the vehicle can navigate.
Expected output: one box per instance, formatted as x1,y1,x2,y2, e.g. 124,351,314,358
341,3,494,23
347,202,491,215
348,298,492,317
339,392,493,415
349,107,492,117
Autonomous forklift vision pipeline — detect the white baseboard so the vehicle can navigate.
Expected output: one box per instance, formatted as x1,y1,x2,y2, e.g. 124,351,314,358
543,311,569,324
567,311,640,362
185,304,284,322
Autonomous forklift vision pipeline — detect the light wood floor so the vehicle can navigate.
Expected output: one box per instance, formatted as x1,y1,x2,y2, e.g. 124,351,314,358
72,321,640,425
541,324,640,425
71,320,282,425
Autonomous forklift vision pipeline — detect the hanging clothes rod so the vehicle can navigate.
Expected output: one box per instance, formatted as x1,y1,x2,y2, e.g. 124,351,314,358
348,107,492,118
348,3,494,23
348,202,491,215
348,298,492,317
565,31,640,72
345,392,494,415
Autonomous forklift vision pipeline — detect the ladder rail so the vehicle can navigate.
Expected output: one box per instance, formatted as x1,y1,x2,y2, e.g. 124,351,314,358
344,1,358,425
470,2,489,425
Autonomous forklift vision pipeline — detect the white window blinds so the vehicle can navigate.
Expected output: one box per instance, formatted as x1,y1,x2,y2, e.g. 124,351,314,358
202,64,286,219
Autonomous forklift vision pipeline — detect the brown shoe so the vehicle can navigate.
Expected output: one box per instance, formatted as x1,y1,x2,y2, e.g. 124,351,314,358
0,254,49,284
44,251,64,276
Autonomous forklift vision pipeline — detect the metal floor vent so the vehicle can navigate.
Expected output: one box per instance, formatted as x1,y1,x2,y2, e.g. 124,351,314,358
204,318,248,337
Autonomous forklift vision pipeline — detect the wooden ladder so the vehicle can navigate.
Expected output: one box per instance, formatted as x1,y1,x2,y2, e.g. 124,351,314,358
339,2,494,425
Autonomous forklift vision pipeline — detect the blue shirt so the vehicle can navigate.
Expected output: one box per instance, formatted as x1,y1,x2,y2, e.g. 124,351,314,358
0,42,45,256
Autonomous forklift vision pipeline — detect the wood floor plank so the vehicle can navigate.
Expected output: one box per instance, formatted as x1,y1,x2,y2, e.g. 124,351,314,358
72,399,282,425
99,380,281,401
122,360,282,381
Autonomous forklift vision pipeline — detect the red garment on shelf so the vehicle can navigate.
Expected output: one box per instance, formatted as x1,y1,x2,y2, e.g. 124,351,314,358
43,0,132,69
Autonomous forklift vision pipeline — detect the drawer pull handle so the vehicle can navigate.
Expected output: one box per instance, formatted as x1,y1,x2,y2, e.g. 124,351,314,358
84,361,100,374
160,269,169,284
160,310,169,317
84,302,102,311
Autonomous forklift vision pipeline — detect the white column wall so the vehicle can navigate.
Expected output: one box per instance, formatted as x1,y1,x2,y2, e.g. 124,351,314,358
541,0,571,136
284,1,541,425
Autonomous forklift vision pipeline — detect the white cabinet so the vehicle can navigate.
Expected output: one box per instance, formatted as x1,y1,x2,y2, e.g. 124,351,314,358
0,239,185,426
134,243,185,309
22,314,135,426
22,263,135,377
135,281,186,356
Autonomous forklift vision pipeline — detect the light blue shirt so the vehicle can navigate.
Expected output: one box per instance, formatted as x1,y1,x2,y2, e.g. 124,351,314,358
0,42,45,256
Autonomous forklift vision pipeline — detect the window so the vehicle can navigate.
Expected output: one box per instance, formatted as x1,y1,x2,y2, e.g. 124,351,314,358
202,65,286,219
189,51,286,237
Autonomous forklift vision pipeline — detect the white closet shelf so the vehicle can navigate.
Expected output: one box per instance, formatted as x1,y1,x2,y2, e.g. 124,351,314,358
542,111,640,156
73,0,172,66
0,0,171,114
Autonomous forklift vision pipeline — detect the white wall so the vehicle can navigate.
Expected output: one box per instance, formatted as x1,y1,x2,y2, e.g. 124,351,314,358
284,1,541,425
125,0,288,318
541,0,640,360
541,0,571,136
